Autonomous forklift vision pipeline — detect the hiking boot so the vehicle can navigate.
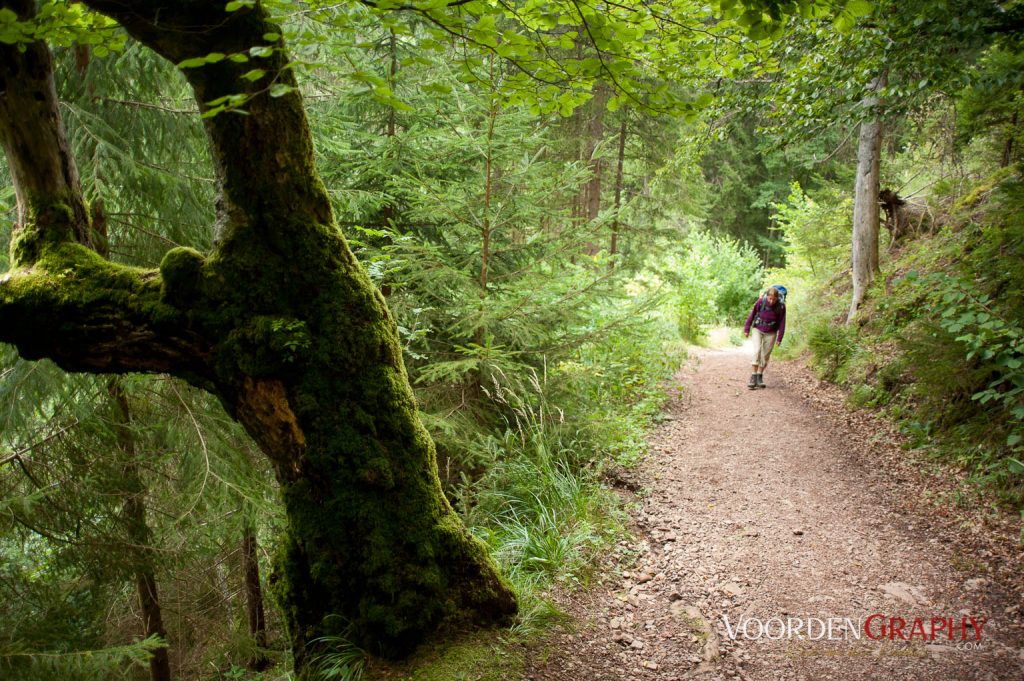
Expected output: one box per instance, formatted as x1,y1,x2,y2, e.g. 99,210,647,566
756,373,766,388
747,373,758,389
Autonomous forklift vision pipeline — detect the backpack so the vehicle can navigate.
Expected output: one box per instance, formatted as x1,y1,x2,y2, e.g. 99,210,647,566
771,285,787,305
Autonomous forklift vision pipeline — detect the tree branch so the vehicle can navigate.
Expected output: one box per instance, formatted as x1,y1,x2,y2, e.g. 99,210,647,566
0,245,214,384
0,1,215,387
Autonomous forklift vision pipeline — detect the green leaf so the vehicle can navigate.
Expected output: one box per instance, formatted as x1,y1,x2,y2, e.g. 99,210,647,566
178,57,208,69
269,83,294,98
845,0,874,17
737,9,761,27
833,11,855,32
241,68,266,82
201,104,227,119
421,82,452,95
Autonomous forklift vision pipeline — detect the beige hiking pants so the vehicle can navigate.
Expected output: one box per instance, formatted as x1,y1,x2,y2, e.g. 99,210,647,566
751,328,778,369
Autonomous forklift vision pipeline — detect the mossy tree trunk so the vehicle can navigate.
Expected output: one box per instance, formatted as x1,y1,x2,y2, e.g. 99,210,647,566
0,0,516,672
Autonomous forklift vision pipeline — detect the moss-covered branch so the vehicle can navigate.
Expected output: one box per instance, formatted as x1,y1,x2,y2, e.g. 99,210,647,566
0,243,212,383
0,3,213,384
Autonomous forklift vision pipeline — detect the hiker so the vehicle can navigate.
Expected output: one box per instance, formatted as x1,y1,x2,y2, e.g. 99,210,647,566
743,285,786,389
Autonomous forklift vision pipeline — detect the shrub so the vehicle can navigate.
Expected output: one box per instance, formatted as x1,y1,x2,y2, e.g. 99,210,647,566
672,230,763,340
807,317,857,382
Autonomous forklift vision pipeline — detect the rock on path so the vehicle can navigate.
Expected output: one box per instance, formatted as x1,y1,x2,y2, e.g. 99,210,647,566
524,347,1024,680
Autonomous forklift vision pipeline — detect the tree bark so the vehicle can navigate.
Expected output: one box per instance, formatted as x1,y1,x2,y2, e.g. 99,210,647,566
0,0,91,258
580,83,608,256
583,84,608,224
477,95,497,348
847,72,886,324
0,1,516,672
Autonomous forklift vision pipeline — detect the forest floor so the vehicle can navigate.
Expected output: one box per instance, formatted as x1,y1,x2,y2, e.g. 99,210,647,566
522,344,1024,680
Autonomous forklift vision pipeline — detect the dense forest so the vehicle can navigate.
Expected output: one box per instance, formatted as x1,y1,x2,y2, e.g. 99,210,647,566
1,0,1022,679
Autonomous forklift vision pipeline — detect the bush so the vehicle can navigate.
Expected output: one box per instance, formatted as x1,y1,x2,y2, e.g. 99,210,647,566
807,317,857,382
672,230,763,341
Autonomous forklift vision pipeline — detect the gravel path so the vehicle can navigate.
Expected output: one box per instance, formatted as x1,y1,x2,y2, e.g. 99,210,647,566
524,347,1024,680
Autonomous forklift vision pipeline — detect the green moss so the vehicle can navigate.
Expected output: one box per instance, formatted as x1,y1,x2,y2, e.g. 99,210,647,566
8,200,76,267
159,246,206,307
954,165,1015,210
363,630,524,681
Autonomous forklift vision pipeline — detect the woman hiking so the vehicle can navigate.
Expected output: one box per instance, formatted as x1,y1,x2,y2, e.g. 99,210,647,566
743,285,787,389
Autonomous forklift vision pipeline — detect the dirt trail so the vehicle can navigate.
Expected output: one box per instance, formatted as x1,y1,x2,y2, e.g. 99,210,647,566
525,347,1024,680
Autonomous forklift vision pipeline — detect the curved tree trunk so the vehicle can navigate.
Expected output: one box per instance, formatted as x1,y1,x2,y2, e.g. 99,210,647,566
847,72,886,324
0,1,515,672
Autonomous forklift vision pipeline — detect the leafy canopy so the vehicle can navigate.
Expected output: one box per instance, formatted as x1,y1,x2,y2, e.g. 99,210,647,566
2,0,859,118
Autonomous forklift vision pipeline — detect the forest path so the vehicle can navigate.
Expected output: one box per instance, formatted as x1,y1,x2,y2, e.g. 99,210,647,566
524,346,1024,680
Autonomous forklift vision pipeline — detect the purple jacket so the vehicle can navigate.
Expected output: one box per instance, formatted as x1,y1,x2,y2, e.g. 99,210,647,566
744,296,786,343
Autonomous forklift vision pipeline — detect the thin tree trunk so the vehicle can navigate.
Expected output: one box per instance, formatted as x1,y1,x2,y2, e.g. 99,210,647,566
848,72,886,323
378,27,399,297
584,85,608,223
477,107,496,346
580,83,608,256
242,523,270,671
135,563,172,681
109,383,172,681
386,29,397,139
476,56,498,349
610,118,627,262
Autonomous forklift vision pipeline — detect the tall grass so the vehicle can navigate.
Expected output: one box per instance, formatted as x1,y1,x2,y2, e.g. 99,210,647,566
455,338,669,637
